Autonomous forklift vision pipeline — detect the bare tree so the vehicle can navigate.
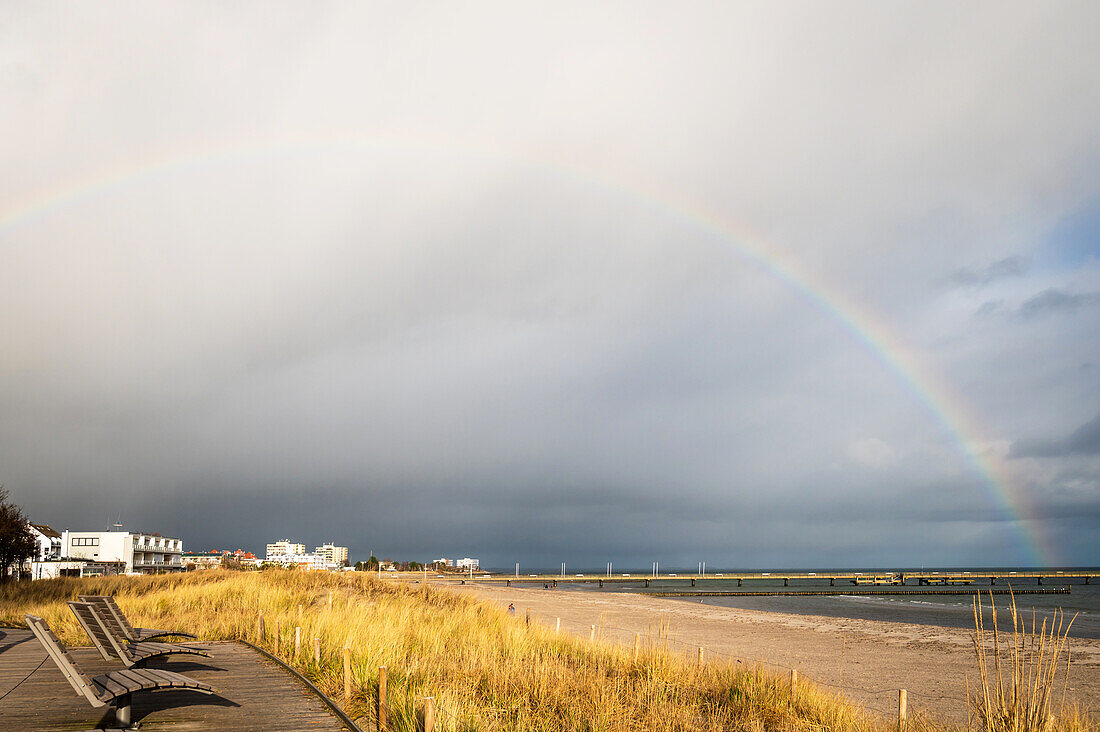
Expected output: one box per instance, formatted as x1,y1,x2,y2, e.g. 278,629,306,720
0,488,36,582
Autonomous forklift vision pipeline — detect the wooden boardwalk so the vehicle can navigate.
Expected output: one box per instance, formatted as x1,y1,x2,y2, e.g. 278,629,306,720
0,628,354,731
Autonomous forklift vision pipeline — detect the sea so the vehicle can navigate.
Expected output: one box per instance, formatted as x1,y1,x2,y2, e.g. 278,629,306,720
513,567,1100,639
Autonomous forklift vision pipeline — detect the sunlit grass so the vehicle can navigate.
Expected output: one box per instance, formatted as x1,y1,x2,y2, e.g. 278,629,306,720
969,592,1086,732
0,571,1082,731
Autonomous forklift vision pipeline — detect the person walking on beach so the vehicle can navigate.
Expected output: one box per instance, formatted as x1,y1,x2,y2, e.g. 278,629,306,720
508,603,515,615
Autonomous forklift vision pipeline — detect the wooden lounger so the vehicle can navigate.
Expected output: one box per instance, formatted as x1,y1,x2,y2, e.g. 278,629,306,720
68,601,209,668
25,614,215,729
77,595,197,642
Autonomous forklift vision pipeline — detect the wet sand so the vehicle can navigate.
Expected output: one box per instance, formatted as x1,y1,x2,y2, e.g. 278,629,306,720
450,583,1100,724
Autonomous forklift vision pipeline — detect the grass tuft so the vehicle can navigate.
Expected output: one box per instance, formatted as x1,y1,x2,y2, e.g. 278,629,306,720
969,591,1083,732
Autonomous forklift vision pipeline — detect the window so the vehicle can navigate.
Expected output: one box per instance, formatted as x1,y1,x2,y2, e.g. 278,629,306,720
72,537,99,547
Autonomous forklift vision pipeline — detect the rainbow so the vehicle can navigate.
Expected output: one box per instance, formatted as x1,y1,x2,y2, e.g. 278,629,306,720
0,130,1052,566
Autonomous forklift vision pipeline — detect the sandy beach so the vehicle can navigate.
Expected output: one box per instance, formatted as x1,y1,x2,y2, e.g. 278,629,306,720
451,583,1100,724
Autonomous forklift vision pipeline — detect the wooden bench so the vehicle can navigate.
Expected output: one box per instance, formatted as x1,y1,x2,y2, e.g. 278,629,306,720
25,614,216,729
68,601,210,669
78,596,197,642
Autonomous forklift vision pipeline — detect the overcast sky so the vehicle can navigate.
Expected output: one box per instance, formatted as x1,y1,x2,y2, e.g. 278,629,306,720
2,2,1098,568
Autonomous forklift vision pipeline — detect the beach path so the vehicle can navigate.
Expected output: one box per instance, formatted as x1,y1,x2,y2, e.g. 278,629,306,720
456,583,1100,725
0,629,353,731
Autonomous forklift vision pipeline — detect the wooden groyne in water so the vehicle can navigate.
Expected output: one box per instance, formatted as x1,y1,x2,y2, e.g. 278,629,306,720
650,587,1071,598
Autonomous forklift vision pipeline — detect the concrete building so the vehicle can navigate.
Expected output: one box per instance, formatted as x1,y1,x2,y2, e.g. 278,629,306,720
28,524,62,561
314,543,348,566
456,557,480,571
266,540,306,560
182,552,224,570
433,557,454,567
62,529,184,574
263,550,319,568
183,549,261,569
27,559,90,580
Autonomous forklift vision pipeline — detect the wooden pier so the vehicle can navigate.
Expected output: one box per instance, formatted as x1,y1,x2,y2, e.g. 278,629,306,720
452,568,1100,589
0,629,353,731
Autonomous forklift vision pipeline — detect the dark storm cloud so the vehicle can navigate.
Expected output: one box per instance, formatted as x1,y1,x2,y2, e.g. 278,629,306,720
1012,411,1100,458
1018,288,1100,318
92,475,1100,569
949,256,1028,287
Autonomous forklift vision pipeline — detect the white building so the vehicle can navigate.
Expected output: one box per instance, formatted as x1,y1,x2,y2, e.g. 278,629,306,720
182,552,224,570
433,557,454,567
29,524,62,561
266,540,306,560
314,543,348,566
455,557,480,571
27,559,89,580
62,529,184,574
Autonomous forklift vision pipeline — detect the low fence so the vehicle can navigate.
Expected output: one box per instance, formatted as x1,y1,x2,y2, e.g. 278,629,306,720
247,605,957,731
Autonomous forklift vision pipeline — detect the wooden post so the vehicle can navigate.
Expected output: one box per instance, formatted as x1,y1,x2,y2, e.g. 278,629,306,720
898,689,907,729
377,666,388,731
314,637,321,663
343,647,352,704
328,594,333,608
257,614,265,644
633,633,640,659
274,620,280,654
698,646,704,665
590,624,596,642
790,669,798,691
555,617,561,633
294,627,301,657
423,697,435,732
525,608,530,626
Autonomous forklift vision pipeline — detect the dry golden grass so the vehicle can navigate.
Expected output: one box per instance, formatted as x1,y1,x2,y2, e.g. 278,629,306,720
0,571,1080,732
969,592,1087,732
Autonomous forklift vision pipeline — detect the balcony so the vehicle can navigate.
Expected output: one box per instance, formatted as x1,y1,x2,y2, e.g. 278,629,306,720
134,541,182,553
132,561,184,572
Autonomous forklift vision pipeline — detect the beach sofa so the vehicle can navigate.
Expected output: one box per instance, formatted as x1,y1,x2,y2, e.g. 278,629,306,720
78,595,197,642
68,600,210,668
25,613,215,729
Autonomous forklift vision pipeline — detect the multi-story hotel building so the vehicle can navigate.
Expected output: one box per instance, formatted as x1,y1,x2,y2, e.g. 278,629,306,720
314,543,349,566
266,540,306,560
62,529,184,574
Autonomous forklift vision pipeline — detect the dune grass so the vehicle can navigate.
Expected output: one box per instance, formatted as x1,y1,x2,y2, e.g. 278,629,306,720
969,593,1086,732
0,571,1081,731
